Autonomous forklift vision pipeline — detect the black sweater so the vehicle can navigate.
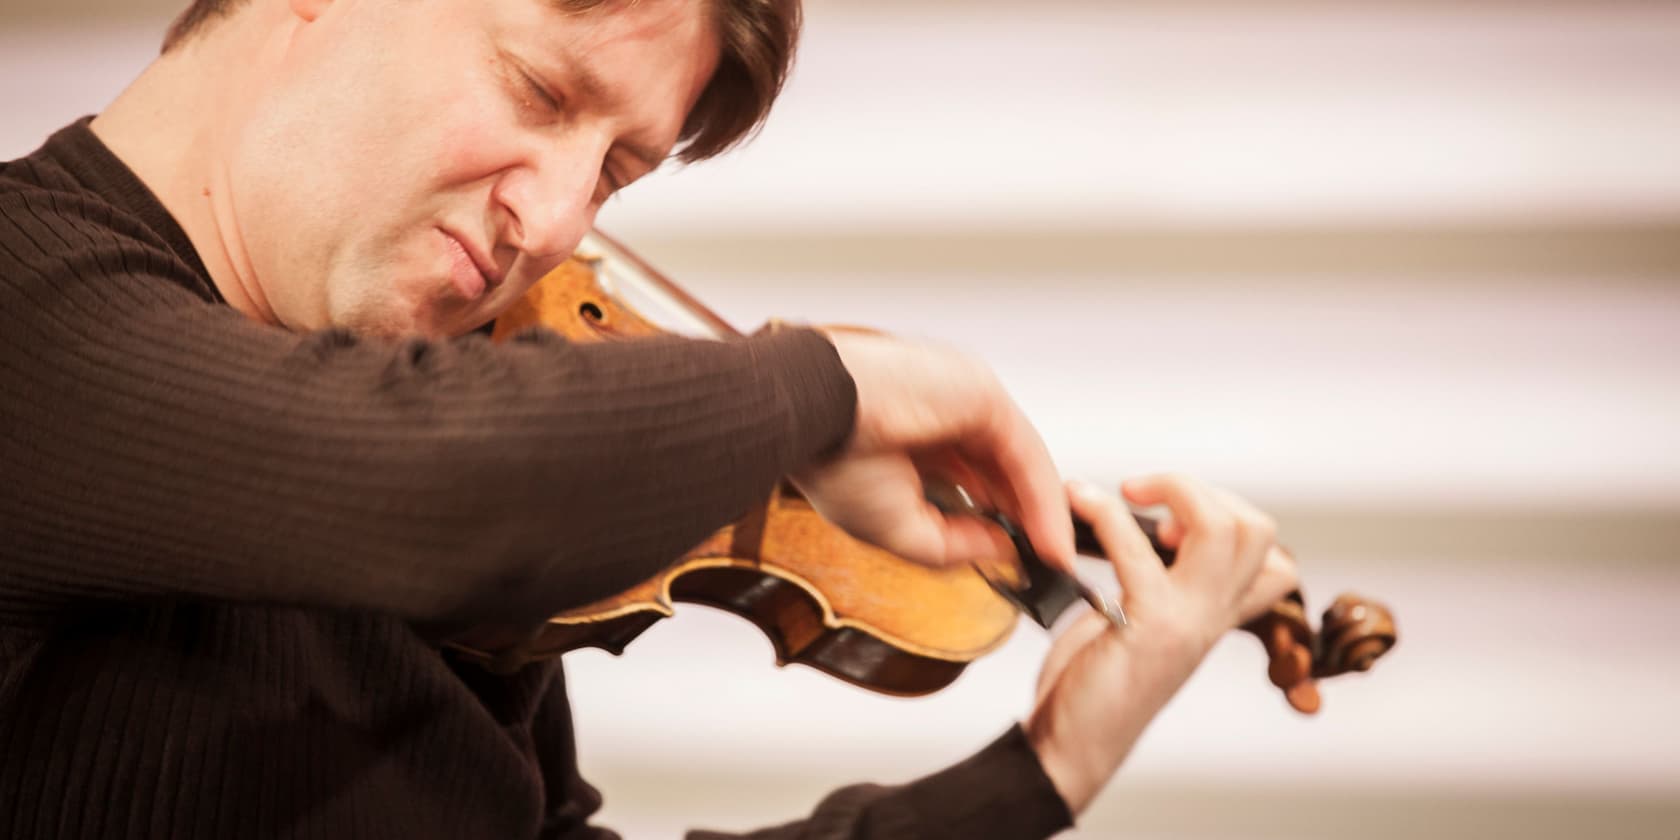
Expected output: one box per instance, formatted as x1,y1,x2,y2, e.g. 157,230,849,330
0,119,1072,839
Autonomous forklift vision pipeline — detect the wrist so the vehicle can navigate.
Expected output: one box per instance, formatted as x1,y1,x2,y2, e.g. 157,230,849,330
1024,710,1103,816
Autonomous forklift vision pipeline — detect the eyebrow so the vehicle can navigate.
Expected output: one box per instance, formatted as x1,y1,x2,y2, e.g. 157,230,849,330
568,59,668,174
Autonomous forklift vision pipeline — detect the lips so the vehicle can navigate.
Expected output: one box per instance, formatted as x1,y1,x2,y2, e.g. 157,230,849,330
440,228,501,301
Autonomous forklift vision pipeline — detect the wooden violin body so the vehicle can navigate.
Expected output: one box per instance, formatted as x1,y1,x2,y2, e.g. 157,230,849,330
452,481,1022,695
445,233,1397,710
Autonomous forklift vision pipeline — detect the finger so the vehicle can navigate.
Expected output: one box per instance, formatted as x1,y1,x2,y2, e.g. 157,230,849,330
1068,480,1168,609
894,506,1014,570
1151,514,1184,551
1206,484,1278,555
953,513,1027,572
1206,483,1272,529
914,450,997,514
1235,546,1300,624
1123,474,1246,590
799,454,1006,569
910,454,1026,571
961,400,1074,571
1120,473,1224,537
881,488,1019,569
1204,484,1279,591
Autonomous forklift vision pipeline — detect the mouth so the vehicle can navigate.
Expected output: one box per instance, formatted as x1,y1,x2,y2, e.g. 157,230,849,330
439,227,503,300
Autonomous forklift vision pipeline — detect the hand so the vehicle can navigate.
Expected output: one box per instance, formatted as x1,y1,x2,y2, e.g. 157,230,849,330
790,329,1073,571
1024,475,1299,814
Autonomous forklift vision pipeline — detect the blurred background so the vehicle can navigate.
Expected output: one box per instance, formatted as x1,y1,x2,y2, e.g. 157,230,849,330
5,0,1677,837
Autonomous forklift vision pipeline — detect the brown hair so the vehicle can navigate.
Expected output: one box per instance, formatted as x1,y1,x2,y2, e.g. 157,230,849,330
160,0,800,162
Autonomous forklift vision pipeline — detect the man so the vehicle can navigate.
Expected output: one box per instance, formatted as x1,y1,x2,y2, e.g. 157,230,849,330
0,0,1296,836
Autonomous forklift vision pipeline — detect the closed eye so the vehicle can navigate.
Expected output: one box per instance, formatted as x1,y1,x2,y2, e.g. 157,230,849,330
521,69,562,112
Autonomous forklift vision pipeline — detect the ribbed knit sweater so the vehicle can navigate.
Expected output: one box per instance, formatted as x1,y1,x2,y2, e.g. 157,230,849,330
0,119,1073,839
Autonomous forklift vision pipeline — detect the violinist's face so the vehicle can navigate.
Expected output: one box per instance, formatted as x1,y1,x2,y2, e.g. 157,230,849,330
225,0,718,337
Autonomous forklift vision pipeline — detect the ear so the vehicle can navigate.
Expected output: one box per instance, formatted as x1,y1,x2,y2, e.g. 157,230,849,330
289,0,334,23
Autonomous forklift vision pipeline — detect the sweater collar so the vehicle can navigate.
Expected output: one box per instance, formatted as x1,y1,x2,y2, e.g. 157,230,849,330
43,116,222,303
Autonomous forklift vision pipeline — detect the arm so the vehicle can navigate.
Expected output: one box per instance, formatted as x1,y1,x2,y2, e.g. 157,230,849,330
0,201,854,629
687,726,1072,840
685,476,1300,837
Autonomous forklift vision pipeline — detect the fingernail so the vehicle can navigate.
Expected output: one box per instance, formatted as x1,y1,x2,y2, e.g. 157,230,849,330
1069,479,1097,499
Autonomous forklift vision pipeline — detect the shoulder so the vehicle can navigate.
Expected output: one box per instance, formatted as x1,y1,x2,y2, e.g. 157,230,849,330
0,156,216,310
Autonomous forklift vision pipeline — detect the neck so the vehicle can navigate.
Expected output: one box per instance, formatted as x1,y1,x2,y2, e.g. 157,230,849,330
91,26,280,326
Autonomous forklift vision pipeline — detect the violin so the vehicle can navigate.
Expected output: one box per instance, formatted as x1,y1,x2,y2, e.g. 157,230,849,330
445,232,1397,714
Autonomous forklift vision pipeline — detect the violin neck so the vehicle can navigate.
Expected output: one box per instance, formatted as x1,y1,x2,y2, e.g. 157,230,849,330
1071,513,1176,566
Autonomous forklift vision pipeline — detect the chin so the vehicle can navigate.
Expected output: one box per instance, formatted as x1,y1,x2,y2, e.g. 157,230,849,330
330,296,431,338
334,275,504,339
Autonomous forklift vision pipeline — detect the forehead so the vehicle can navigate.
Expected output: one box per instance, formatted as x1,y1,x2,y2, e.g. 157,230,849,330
499,0,718,68
494,0,720,139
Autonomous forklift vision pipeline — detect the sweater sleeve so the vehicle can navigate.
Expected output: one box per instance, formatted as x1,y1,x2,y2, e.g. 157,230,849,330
685,725,1074,840
0,192,856,629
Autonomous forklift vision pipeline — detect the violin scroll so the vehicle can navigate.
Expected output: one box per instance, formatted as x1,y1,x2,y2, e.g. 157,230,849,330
1241,591,1396,714
1062,515,1395,713
1315,594,1398,677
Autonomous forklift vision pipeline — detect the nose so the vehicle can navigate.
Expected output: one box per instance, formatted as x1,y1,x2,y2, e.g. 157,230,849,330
493,133,607,262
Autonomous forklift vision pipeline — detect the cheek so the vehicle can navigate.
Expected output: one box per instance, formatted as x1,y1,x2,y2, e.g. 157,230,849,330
430,110,521,187
224,115,344,311
229,61,392,258
422,57,524,186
